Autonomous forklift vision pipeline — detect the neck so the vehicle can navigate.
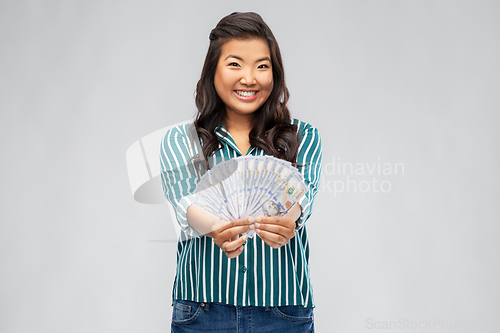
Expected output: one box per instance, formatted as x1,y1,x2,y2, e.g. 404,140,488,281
223,110,253,155
223,111,253,135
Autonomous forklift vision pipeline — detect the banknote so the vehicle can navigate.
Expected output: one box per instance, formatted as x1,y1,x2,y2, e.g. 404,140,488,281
192,155,308,238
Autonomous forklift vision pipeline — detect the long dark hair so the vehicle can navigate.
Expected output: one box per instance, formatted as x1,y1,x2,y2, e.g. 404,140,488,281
194,12,299,167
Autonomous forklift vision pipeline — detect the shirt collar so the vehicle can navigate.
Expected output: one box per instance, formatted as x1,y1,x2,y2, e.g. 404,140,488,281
215,123,240,154
214,123,228,136
214,123,257,156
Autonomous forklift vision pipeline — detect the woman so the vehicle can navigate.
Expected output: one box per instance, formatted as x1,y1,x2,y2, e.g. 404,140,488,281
160,12,322,332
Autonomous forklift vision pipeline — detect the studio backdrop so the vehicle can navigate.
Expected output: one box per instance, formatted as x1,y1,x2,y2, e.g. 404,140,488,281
0,1,499,332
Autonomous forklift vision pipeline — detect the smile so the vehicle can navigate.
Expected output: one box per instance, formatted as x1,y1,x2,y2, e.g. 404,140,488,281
233,90,258,101
235,90,257,97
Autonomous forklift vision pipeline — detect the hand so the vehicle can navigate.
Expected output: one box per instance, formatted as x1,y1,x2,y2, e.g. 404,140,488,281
254,215,296,249
208,217,256,259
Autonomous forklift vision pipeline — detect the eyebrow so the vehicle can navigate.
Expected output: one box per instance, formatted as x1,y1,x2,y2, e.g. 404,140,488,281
224,55,271,63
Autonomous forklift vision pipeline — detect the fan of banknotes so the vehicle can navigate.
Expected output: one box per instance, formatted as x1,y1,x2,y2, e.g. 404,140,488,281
193,155,308,237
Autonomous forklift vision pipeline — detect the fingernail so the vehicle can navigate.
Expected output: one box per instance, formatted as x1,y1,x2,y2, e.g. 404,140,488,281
249,224,255,229
256,217,262,222
243,235,248,241
255,223,261,228
256,229,261,234
248,217,255,223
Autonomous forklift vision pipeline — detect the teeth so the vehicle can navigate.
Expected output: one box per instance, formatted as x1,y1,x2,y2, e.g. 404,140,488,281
236,90,256,97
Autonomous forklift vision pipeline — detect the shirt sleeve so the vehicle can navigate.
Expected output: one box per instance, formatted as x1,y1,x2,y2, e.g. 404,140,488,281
159,124,202,238
295,121,322,229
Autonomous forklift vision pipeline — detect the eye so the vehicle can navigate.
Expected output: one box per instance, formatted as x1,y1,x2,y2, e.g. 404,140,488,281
228,62,240,67
258,64,270,69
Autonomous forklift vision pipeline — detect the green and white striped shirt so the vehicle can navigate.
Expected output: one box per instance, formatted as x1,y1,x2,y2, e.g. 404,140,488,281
160,118,322,307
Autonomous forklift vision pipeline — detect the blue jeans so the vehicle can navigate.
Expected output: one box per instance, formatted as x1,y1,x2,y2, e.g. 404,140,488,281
171,299,314,332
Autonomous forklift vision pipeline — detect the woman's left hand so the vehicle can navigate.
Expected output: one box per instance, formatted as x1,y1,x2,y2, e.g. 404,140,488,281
254,216,296,249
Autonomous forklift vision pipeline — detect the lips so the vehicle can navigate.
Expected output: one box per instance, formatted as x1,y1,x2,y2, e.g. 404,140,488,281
234,90,258,101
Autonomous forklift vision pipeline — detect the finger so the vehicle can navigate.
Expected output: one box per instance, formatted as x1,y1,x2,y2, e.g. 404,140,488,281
212,217,256,232
234,216,256,225
224,245,244,259
256,229,289,247
218,224,254,241
221,234,248,253
256,234,283,249
255,223,295,239
256,216,295,228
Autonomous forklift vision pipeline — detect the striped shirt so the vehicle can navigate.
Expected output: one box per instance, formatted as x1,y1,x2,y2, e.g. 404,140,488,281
159,118,322,307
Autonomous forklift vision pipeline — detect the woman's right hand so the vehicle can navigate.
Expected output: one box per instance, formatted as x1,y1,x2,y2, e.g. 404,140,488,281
207,217,255,259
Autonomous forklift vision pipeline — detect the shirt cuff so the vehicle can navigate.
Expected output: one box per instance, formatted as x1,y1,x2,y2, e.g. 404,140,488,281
295,194,311,230
176,193,203,238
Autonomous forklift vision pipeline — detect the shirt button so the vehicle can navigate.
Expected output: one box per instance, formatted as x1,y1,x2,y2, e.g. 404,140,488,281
242,266,247,272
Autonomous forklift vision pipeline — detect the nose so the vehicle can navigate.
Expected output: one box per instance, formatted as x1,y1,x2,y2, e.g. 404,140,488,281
239,69,256,86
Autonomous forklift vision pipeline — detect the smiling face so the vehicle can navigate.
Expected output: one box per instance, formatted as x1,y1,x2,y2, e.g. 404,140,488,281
214,38,274,120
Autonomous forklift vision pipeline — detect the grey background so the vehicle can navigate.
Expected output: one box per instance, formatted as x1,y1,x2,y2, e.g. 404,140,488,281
1,0,499,332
